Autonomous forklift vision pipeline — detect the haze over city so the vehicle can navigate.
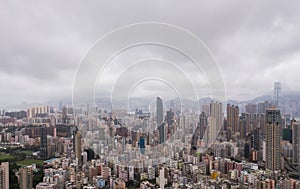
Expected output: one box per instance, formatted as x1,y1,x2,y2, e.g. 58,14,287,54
1,1,300,189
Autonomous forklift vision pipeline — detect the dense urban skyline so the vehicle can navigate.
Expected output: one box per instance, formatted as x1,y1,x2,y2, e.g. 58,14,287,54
1,1,300,188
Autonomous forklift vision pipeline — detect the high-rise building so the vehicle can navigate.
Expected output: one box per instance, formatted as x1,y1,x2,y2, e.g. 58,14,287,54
263,141,267,161
227,104,239,134
157,97,166,144
156,97,163,126
56,124,74,137
199,112,208,140
201,104,210,116
0,162,9,189
192,112,207,147
40,126,47,159
62,106,67,124
245,103,257,115
244,141,250,159
128,165,134,180
253,128,260,151
205,116,216,147
58,101,63,111
73,127,82,167
19,166,33,189
166,109,174,126
27,105,51,119
292,122,300,165
251,113,259,132
210,101,223,132
239,113,250,139
204,102,222,147
258,101,271,114
166,109,175,134
260,113,266,136
139,137,145,154
265,108,281,171
159,167,166,189
158,123,167,144
274,82,281,108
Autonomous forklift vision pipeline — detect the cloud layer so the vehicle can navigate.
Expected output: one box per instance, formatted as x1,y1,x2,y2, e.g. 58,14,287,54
1,0,300,107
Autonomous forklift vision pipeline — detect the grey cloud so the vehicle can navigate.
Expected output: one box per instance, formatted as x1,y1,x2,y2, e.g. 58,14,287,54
1,0,300,107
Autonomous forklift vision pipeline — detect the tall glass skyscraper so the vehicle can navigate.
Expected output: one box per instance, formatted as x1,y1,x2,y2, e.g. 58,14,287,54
156,97,165,144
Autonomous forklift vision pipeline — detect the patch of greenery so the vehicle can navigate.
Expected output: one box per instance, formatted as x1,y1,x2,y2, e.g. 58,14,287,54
17,159,44,167
33,168,44,187
0,154,16,162
16,150,34,156
9,162,19,189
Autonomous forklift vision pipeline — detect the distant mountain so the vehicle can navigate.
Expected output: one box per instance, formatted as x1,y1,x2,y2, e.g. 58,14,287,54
3,90,300,111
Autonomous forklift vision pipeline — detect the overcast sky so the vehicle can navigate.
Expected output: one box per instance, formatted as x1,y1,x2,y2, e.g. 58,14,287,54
1,0,300,108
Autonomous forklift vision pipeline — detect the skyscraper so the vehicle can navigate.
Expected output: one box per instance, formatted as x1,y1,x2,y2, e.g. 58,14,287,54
166,109,175,134
260,113,266,136
206,116,216,147
199,112,208,140
192,112,207,147
227,104,239,134
210,101,223,132
0,162,9,189
156,97,163,126
62,106,67,124
274,82,281,108
201,104,210,117
239,113,250,139
159,167,166,189
258,101,271,114
251,113,259,132
166,109,174,126
265,108,281,171
157,97,166,144
245,103,257,115
40,126,47,159
253,127,260,151
19,166,33,189
292,122,300,165
73,127,82,167
158,122,166,144
204,102,222,147
139,136,145,154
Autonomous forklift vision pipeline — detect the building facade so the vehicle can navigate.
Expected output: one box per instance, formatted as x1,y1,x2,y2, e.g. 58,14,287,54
265,108,281,171
292,122,300,165
0,162,9,189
